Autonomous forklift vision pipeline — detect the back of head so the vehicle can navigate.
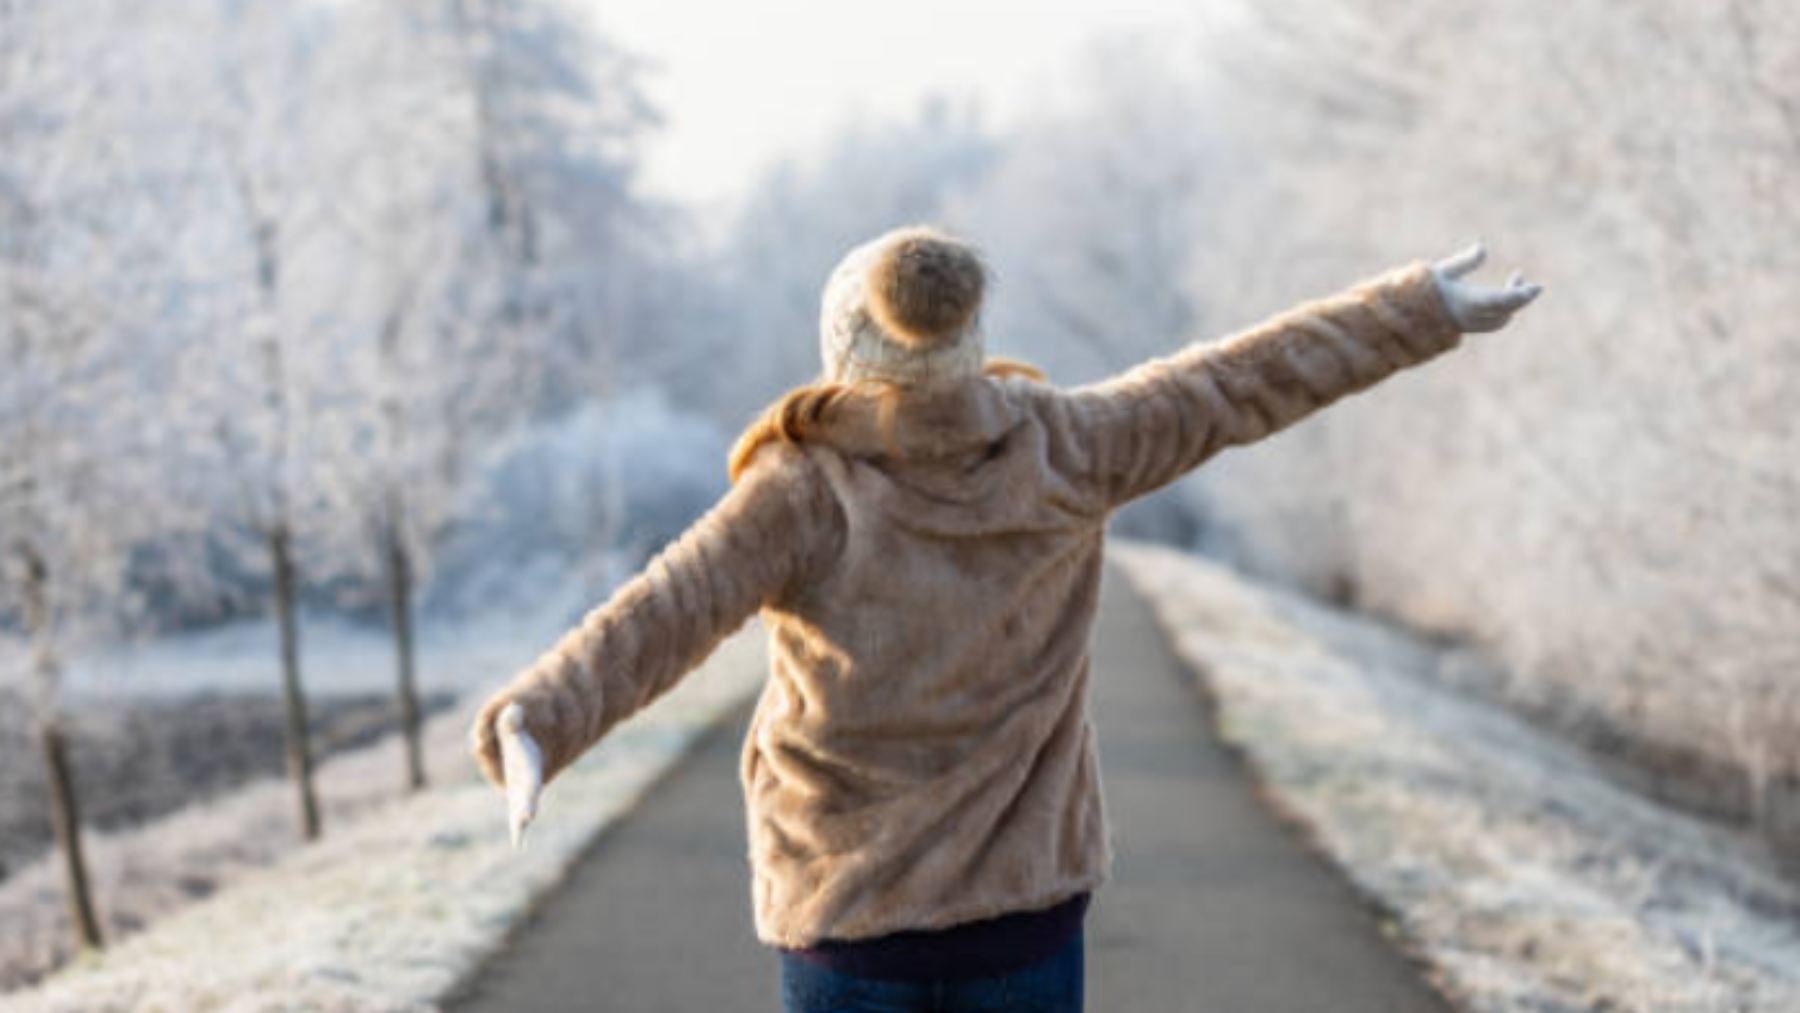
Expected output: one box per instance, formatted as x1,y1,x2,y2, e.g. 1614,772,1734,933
819,225,987,388
732,226,1043,482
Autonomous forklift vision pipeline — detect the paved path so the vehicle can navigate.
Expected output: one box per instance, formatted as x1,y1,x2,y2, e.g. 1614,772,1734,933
452,566,1448,1011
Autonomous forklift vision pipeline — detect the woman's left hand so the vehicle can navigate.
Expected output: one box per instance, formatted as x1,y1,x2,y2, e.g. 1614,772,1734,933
1432,243,1543,333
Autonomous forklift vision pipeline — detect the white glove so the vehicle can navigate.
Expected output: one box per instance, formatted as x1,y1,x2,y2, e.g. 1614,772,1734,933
1432,243,1543,333
496,703,545,850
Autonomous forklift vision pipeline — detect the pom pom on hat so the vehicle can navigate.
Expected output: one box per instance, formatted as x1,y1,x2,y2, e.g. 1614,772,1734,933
863,227,986,347
819,225,987,386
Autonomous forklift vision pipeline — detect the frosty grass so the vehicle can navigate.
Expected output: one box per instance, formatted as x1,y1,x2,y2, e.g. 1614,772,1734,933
1113,542,1800,1013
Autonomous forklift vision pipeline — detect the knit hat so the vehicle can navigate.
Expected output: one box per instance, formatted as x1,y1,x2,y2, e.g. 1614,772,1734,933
819,225,986,387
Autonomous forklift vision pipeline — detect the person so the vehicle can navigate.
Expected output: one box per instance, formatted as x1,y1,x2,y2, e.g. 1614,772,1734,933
469,225,1541,1012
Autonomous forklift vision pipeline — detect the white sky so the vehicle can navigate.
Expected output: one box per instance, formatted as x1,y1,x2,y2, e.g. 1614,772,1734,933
585,0,1201,212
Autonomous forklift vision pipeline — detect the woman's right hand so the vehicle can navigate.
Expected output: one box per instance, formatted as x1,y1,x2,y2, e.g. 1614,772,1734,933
471,696,546,849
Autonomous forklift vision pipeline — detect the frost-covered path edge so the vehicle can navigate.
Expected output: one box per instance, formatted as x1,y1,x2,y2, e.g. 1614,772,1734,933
8,624,767,1012
1111,542,1800,1013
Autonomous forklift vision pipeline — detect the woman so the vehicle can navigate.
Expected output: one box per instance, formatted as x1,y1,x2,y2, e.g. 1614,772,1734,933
470,225,1540,1012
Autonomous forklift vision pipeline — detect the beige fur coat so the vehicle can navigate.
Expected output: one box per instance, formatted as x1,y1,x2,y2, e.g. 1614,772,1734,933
471,261,1464,947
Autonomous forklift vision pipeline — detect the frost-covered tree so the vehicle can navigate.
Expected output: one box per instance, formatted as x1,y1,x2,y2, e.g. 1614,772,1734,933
0,0,180,950
0,288,129,957
300,0,487,792
310,0,663,789
449,0,660,311
162,0,345,841
1172,0,1800,838
0,349,127,955
443,0,668,600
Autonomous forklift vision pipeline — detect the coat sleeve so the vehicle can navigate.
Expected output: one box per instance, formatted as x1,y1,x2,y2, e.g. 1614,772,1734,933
1037,261,1464,508
471,442,843,786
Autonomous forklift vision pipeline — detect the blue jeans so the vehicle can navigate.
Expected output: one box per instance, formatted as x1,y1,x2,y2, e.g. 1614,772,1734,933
780,932,1083,1012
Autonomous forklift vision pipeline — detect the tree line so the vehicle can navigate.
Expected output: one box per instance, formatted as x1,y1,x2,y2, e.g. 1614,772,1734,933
1,0,667,954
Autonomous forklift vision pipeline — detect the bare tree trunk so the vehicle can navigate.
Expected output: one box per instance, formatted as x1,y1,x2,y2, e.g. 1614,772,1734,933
387,528,425,791
270,526,321,841
39,722,103,950
374,285,426,793
21,550,103,950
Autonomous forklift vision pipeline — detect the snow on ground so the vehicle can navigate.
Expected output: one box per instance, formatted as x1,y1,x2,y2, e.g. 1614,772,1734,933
0,573,594,991
4,619,767,1011
1113,542,1800,1013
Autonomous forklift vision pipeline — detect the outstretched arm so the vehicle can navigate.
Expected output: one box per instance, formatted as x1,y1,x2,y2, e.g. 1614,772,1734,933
1043,244,1540,506
469,442,843,793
